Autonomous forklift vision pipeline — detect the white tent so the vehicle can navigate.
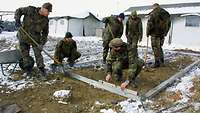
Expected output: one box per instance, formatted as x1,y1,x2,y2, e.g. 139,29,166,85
49,12,102,37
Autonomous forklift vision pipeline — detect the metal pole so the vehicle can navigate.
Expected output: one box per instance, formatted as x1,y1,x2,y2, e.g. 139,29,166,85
144,36,149,65
19,27,61,64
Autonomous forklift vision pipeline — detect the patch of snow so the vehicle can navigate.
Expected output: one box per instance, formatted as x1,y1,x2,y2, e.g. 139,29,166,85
100,109,117,113
45,79,57,85
58,100,68,105
95,101,104,105
0,65,34,91
118,99,154,113
53,90,71,98
0,74,34,91
166,67,200,103
192,102,200,111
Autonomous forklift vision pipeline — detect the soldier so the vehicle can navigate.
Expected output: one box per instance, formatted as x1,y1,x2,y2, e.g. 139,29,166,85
102,13,124,63
146,3,171,67
105,38,144,90
125,10,143,62
14,2,52,77
121,52,144,89
54,32,81,67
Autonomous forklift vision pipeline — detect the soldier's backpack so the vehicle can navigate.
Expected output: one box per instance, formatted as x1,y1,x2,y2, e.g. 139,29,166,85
158,8,171,36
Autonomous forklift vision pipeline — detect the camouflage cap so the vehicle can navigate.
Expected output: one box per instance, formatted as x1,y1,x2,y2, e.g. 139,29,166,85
109,38,123,48
42,2,52,12
131,11,137,16
153,3,160,8
65,32,73,38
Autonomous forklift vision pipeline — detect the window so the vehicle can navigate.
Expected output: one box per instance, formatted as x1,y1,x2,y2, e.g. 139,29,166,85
185,16,200,27
60,20,65,25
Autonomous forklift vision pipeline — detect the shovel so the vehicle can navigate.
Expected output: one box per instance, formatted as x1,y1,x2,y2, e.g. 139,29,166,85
19,27,69,75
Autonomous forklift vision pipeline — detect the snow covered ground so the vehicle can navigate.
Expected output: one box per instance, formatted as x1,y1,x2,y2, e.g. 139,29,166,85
0,31,200,113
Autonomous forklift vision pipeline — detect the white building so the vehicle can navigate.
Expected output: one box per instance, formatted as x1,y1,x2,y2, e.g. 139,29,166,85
124,2,200,51
49,12,103,37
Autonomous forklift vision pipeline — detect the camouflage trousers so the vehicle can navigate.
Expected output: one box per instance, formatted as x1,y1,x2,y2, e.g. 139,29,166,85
127,58,144,81
110,59,129,78
128,45,138,63
102,38,112,62
19,41,45,70
109,58,143,81
54,50,81,64
151,36,165,64
127,35,140,63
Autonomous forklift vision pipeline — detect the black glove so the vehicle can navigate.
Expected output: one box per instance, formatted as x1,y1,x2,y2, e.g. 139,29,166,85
15,19,21,28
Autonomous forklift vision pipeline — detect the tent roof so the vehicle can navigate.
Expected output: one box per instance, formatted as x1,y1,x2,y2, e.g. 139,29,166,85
49,11,100,21
125,2,200,15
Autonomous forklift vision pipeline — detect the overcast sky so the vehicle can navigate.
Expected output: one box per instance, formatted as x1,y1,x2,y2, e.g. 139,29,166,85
0,0,199,19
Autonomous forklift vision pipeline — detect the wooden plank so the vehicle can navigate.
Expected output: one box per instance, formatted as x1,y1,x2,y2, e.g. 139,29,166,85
65,71,140,100
144,60,200,99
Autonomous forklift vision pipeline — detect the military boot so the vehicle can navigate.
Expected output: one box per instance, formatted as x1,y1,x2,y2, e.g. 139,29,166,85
160,58,166,67
38,67,47,81
22,68,33,79
67,59,75,67
50,64,57,73
103,58,106,64
152,60,160,68
160,57,164,64
68,61,75,67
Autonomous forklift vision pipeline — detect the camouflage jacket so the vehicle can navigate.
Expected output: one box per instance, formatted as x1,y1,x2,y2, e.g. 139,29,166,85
102,16,123,40
106,42,128,73
146,7,171,37
15,6,49,45
55,38,77,57
126,16,143,44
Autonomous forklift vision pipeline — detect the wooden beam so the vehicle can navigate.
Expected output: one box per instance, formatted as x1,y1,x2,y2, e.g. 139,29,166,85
144,60,200,99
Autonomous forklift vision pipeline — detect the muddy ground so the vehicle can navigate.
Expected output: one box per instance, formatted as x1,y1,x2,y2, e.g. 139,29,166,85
0,56,195,113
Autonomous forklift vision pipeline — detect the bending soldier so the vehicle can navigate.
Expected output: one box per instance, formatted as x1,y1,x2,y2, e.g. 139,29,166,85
105,38,144,90
14,2,52,77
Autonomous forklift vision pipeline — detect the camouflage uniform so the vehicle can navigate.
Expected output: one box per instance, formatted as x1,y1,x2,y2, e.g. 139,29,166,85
15,6,49,72
107,38,144,81
128,50,144,82
106,38,128,80
54,38,81,66
146,5,171,67
102,15,124,62
126,11,143,62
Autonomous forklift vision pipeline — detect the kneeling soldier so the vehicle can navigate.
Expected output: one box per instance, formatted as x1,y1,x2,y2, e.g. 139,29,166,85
54,32,81,67
105,38,144,90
